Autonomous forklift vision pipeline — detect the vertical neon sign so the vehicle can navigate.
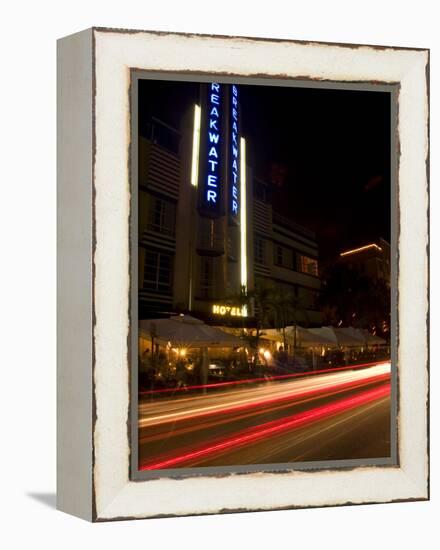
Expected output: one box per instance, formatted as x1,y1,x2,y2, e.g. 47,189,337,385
229,85,240,222
191,104,201,187
240,137,247,298
201,82,222,215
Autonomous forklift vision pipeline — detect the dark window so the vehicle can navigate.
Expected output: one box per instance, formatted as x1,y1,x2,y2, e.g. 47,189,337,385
143,251,173,292
197,218,224,254
254,179,272,203
298,287,319,309
254,237,265,264
227,226,239,261
199,257,215,299
274,245,293,269
145,120,180,154
275,245,283,266
147,197,175,236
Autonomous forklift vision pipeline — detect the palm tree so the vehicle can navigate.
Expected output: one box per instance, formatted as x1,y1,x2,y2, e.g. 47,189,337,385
227,280,276,364
249,279,276,356
271,285,309,361
271,285,293,350
149,322,158,370
319,263,390,338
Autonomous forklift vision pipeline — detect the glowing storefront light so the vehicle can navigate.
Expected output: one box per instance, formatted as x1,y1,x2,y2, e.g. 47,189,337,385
191,104,201,187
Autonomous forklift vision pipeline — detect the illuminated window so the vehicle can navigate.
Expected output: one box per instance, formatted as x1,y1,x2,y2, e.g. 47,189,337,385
143,251,173,292
298,255,318,276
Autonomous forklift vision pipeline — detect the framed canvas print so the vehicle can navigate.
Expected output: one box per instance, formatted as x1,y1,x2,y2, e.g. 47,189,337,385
57,28,429,521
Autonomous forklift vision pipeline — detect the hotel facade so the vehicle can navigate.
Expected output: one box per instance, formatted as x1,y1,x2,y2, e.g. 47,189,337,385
138,82,322,327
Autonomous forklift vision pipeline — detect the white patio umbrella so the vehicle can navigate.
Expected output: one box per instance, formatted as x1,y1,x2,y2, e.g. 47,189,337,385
287,326,335,347
334,327,367,346
359,329,387,346
263,326,334,347
139,314,243,349
307,327,364,347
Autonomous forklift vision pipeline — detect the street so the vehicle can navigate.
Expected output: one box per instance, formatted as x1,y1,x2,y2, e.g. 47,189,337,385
139,361,391,470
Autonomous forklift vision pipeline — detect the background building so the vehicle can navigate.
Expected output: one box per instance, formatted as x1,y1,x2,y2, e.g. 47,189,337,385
339,238,391,285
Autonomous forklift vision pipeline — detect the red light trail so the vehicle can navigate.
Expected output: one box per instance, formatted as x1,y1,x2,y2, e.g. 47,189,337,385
140,382,390,470
140,370,390,428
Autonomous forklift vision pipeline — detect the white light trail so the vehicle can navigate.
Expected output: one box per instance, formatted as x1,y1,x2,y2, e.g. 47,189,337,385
139,362,390,427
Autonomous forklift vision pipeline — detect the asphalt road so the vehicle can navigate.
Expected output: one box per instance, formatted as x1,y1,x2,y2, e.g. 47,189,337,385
139,362,391,470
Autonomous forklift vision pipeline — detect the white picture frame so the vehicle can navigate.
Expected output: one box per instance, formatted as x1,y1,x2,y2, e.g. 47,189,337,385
57,27,429,521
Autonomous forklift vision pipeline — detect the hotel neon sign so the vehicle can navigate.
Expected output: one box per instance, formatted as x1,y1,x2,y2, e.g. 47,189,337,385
201,82,222,214
229,85,240,221
199,83,242,223
212,304,246,317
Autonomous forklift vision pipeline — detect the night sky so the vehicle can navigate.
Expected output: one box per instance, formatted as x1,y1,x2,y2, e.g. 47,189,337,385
139,79,391,264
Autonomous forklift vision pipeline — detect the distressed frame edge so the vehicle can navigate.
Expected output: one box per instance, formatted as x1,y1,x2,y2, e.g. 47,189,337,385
91,25,429,53
56,27,94,522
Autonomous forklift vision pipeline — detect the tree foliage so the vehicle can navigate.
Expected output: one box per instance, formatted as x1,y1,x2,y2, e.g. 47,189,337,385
319,263,390,337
